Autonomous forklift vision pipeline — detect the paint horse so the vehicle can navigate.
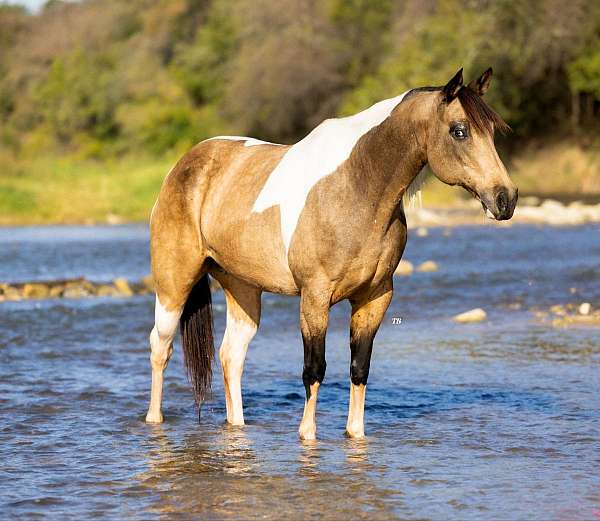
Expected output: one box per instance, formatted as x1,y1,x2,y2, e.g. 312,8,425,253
145,68,517,439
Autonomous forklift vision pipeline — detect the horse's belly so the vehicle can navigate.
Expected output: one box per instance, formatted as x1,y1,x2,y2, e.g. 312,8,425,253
203,206,299,295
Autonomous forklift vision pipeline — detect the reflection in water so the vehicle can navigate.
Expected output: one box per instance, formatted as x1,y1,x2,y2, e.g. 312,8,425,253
298,439,321,477
343,437,369,467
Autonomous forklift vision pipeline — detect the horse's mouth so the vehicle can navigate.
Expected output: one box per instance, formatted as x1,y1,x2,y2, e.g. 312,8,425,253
481,201,496,219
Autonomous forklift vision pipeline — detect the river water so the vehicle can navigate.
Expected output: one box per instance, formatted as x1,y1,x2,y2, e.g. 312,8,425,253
0,224,598,520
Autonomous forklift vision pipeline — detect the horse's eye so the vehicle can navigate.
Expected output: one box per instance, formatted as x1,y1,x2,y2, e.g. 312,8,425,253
451,125,468,140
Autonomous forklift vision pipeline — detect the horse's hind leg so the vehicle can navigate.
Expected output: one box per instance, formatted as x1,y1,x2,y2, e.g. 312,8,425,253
145,217,206,424
214,274,261,425
146,295,182,423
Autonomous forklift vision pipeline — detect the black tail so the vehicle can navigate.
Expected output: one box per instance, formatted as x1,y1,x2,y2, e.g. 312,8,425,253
180,275,214,404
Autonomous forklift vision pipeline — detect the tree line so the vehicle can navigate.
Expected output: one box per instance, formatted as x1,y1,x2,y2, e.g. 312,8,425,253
1,0,599,160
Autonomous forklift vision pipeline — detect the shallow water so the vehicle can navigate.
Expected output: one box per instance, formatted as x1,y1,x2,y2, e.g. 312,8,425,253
1,223,599,520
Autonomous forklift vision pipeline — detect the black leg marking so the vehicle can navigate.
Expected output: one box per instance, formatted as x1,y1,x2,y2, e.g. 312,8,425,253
350,331,375,386
302,333,326,400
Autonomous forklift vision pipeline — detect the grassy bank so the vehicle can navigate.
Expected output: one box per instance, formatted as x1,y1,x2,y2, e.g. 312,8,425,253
0,152,177,225
0,140,599,225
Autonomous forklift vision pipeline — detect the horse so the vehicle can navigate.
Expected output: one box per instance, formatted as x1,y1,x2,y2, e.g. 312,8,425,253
144,67,517,440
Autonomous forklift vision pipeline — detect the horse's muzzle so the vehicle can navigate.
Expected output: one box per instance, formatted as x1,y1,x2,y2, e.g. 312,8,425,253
482,186,518,220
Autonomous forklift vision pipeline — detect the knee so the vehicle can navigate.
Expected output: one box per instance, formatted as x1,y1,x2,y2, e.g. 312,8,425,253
303,359,327,387
154,297,180,341
350,360,369,386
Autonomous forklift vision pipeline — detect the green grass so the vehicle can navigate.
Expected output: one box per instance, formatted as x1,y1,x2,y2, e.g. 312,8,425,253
0,152,177,225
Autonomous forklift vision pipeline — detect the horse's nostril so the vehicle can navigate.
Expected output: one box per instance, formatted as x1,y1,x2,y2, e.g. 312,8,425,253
496,189,508,213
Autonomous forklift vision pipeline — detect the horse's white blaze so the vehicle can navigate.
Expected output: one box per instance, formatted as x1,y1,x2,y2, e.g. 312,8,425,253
252,92,409,254
206,135,282,147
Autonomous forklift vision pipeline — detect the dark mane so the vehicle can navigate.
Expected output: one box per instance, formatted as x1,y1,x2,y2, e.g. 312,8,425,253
401,85,510,135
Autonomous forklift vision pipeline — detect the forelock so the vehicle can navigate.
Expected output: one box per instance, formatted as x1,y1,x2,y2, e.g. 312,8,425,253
401,85,510,136
456,86,510,136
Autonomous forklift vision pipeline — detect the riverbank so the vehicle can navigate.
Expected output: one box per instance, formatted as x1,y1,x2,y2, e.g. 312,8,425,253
406,198,600,226
0,141,599,225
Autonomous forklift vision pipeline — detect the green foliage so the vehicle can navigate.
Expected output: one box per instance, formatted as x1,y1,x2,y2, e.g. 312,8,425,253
173,0,238,104
342,0,488,114
33,49,121,143
326,0,395,84
0,0,599,224
568,44,600,98
117,101,198,154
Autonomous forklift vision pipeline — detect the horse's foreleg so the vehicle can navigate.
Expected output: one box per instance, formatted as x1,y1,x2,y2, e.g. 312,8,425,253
298,290,330,440
219,278,261,426
346,282,393,438
146,296,182,423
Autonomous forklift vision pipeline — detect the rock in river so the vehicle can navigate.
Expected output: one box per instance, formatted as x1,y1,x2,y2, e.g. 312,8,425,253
453,308,487,323
394,260,414,276
417,260,438,272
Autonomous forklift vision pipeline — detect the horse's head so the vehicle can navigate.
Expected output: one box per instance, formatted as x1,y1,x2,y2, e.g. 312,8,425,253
425,68,517,220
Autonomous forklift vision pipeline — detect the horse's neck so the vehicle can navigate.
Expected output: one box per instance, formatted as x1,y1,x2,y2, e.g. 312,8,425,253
349,110,428,215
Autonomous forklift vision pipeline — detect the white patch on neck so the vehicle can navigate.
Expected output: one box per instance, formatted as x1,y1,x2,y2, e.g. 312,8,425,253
205,135,282,147
252,91,409,253
403,168,430,209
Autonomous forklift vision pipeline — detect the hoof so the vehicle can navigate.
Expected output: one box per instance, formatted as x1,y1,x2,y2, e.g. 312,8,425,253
145,411,164,424
345,425,365,439
298,424,316,441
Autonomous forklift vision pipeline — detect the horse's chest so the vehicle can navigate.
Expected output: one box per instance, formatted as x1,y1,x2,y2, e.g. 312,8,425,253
328,221,407,301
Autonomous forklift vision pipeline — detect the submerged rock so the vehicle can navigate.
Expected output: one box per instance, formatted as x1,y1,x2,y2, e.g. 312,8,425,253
22,283,50,299
417,260,438,272
550,304,567,316
113,278,133,297
453,308,487,323
0,275,217,302
49,285,65,298
0,284,21,301
97,284,120,297
394,260,414,276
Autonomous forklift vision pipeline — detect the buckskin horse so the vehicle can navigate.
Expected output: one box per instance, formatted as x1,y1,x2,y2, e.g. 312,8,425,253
145,68,517,439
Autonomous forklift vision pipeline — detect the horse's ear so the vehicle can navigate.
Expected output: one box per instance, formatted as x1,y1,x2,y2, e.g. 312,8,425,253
468,67,493,96
442,68,463,103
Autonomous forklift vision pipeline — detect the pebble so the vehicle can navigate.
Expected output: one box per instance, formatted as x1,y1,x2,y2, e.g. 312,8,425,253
394,260,414,276
579,302,591,315
113,278,133,297
453,308,487,323
22,283,50,299
417,260,438,272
